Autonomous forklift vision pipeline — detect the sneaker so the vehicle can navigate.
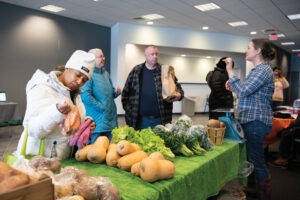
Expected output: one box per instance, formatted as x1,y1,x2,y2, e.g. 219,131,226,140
268,158,288,169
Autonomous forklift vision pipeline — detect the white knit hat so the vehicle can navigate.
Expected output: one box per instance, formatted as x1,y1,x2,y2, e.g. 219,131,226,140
65,50,96,79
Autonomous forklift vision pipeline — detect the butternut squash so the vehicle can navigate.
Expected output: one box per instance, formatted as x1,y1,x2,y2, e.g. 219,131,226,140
131,162,141,176
94,136,110,151
117,151,148,171
116,140,140,156
87,146,107,164
149,152,165,160
131,143,141,151
75,144,94,161
106,144,121,167
139,158,175,183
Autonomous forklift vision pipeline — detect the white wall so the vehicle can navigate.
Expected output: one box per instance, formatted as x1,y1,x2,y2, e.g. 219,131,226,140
111,23,252,114
159,54,217,84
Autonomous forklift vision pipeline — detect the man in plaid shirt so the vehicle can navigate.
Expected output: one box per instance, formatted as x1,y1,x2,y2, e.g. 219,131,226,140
122,45,184,130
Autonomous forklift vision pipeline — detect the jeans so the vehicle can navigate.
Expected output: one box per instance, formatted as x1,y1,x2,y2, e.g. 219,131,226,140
136,116,162,130
242,120,272,181
86,131,112,144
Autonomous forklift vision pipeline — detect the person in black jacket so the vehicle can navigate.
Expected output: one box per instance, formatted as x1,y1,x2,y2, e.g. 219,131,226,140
206,57,234,119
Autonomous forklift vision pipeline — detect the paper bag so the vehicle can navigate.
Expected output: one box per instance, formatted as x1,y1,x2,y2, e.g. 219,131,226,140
161,65,177,102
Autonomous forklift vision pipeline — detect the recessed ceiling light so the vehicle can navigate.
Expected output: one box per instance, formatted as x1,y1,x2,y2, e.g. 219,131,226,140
40,5,65,13
141,14,164,20
202,26,209,30
292,49,300,52
277,34,285,38
228,21,248,27
288,13,300,20
250,31,257,35
281,42,295,45
147,21,153,25
194,3,220,12
181,54,186,57
206,56,212,59
93,0,99,2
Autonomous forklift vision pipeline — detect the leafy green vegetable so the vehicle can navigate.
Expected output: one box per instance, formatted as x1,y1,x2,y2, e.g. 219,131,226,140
112,126,175,160
153,125,194,157
188,125,215,151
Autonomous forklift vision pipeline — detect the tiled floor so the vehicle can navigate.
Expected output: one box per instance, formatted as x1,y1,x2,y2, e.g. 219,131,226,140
1,113,299,200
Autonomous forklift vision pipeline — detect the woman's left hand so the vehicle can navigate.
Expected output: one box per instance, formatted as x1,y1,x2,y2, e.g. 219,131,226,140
90,120,96,132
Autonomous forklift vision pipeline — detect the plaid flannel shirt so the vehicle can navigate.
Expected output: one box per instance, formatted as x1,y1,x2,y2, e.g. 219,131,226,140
122,62,184,129
228,62,274,126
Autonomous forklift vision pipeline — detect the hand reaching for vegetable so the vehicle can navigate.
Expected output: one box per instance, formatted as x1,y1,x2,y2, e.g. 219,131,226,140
56,102,71,115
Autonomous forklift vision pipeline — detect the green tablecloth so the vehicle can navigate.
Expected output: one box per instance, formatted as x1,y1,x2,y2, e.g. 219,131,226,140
62,140,246,200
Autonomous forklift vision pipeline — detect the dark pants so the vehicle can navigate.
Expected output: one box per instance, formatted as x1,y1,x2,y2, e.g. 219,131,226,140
136,116,162,130
86,131,112,144
272,100,283,111
242,120,272,181
279,127,300,159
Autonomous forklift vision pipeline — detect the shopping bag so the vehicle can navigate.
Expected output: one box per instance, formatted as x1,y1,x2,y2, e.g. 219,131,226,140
4,126,44,166
161,65,177,102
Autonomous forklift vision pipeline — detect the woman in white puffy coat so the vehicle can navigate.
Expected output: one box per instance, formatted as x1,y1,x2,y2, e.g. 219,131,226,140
15,50,96,160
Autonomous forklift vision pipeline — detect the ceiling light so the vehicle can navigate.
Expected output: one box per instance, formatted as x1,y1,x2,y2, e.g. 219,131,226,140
194,3,220,12
228,21,248,27
206,56,212,59
93,0,99,2
181,54,186,57
40,5,65,13
202,26,209,30
288,13,300,20
292,49,300,52
277,34,285,37
281,42,295,45
250,31,257,35
147,21,153,25
141,14,164,20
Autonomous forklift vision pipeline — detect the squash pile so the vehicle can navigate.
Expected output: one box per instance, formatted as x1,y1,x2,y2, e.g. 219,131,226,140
75,137,175,183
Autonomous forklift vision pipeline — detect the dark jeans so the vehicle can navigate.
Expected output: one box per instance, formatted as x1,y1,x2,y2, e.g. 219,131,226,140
279,127,300,159
242,120,272,181
86,131,112,144
136,116,162,130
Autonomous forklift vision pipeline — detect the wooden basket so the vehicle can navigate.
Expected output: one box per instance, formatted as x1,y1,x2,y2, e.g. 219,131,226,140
205,125,226,145
0,177,54,200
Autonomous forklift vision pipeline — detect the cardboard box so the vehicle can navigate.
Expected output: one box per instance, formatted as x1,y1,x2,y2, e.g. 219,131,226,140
0,177,54,200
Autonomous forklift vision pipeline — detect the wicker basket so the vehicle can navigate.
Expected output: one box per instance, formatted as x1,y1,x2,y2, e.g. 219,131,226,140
205,125,226,145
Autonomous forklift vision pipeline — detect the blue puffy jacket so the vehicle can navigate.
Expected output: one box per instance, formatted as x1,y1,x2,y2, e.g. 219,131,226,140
81,67,119,133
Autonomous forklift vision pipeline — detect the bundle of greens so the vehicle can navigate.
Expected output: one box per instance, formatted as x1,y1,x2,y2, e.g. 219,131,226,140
171,115,206,155
111,126,175,160
188,125,215,151
185,129,206,155
153,125,194,157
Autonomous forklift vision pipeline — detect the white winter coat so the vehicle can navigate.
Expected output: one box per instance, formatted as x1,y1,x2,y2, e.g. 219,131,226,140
15,69,87,159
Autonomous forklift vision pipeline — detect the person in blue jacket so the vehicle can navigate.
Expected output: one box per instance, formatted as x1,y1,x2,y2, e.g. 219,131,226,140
81,48,121,143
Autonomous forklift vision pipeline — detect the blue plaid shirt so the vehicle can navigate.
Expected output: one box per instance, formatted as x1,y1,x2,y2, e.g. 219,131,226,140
228,62,274,126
